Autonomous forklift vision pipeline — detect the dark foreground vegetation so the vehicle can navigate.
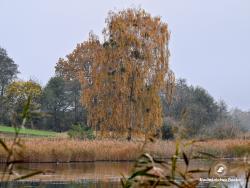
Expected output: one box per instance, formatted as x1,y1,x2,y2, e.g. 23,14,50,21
121,139,250,188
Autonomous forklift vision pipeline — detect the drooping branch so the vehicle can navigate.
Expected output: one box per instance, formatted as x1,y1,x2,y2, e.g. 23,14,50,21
56,8,175,139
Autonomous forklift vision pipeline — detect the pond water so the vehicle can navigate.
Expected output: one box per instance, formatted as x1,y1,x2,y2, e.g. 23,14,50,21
0,160,249,188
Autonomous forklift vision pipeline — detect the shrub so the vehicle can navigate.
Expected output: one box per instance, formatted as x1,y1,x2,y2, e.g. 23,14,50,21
161,118,174,140
68,124,95,140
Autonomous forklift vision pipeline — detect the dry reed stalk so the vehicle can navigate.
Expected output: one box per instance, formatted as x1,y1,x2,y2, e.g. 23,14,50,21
0,139,249,163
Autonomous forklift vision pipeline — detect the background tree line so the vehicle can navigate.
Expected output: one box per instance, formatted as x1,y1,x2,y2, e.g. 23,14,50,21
162,79,248,139
1,45,248,139
0,47,86,131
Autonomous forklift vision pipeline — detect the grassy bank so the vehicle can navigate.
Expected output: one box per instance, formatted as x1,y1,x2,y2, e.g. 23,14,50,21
0,139,249,163
0,125,57,137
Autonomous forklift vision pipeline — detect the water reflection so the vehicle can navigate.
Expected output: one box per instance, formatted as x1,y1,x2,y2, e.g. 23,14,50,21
0,162,133,182
0,160,248,187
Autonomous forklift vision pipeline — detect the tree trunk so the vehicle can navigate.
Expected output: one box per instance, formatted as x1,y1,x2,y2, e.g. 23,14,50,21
0,84,4,97
127,72,136,141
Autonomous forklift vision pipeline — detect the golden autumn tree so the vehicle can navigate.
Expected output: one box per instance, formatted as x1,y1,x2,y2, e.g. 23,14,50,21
6,80,42,128
56,8,175,140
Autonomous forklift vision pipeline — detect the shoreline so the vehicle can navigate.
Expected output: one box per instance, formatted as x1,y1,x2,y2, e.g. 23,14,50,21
0,157,248,164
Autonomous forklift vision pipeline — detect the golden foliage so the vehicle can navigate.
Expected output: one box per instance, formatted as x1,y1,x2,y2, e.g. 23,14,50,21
6,80,42,104
56,8,175,138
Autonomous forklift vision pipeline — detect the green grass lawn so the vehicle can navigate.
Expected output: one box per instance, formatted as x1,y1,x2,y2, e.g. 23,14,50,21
0,125,57,137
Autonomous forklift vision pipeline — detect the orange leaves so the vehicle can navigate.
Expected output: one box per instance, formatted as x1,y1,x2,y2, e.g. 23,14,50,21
55,8,175,138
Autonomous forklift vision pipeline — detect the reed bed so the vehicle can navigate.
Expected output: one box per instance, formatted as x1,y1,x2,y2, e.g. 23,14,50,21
0,138,249,163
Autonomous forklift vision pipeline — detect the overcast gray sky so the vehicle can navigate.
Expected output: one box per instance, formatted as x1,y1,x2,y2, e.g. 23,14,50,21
0,0,249,110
